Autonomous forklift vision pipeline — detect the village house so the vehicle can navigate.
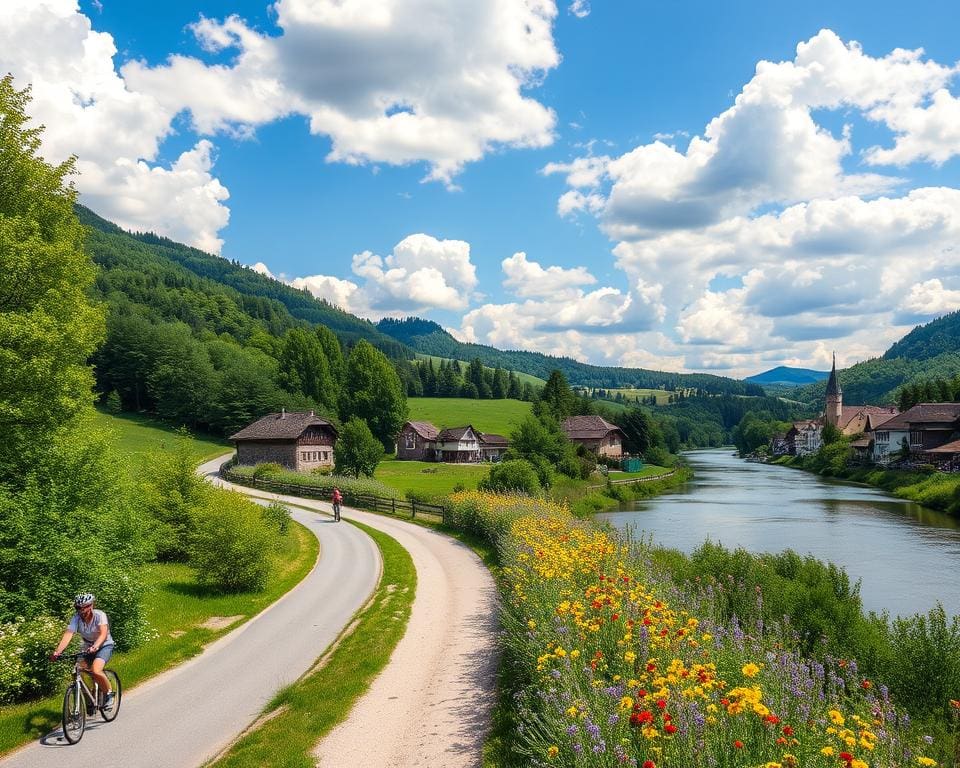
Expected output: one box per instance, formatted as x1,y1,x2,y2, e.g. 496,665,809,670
230,410,338,471
561,415,626,458
395,421,509,463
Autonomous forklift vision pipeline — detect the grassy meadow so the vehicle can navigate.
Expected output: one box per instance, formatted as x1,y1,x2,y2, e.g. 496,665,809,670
375,459,489,496
91,407,230,472
406,396,532,435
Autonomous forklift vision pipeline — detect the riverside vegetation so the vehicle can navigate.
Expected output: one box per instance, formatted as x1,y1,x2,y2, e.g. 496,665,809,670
443,492,960,768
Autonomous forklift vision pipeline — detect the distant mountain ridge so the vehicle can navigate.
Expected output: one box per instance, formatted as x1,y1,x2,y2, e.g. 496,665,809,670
376,317,764,395
745,366,829,386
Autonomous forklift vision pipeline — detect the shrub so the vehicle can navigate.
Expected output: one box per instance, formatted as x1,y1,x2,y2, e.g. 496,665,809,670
228,464,400,500
251,462,284,479
261,501,291,535
478,459,541,495
141,435,208,561
334,417,384,478
190,489,278,593
0,615,64,703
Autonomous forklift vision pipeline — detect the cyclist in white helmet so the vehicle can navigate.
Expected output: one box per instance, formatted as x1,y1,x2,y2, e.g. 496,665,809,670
51,593,116,709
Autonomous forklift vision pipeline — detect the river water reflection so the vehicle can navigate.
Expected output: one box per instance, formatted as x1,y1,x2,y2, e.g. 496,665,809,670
597,449,960,618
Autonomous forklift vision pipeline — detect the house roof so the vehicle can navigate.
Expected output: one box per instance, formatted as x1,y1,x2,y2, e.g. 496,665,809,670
837,405,899,431
562,415,626,440
925,438,960,454
405,420,439,440
479,432,509,447
438,425,476,441
878,403,960,431
229,411,337,441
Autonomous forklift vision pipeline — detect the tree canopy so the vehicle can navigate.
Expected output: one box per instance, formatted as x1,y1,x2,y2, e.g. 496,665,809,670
341,340,408,450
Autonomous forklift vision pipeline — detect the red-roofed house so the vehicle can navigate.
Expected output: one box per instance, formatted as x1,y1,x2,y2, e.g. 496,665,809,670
397,420,440,461
561,415,625,458
395,421,510,463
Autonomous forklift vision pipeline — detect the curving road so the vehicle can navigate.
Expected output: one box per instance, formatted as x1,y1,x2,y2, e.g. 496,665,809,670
217,476,500,768
1,455,381,768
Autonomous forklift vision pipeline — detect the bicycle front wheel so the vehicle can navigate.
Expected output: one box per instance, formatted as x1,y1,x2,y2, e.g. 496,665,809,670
61,685,85,744
99,669,122,722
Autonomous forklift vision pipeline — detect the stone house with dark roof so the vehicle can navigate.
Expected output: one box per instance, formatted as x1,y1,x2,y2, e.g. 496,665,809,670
230,410,338,471
561,415,625,458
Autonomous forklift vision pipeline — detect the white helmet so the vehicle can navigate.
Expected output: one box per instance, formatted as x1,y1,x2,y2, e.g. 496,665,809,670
74,593,95,609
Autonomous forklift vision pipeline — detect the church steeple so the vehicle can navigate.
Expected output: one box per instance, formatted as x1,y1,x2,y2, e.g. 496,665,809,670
825,352,842,426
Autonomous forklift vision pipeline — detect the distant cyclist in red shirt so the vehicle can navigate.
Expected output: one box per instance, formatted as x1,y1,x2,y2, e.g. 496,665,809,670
331,487,342,522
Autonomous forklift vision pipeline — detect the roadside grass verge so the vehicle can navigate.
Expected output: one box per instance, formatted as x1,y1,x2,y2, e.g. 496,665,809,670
209,521,415,768
375,458,488,497
0,522,317,755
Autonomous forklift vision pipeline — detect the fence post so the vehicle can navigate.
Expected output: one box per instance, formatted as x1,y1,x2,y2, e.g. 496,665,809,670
411,499,417,519
391,498,396,516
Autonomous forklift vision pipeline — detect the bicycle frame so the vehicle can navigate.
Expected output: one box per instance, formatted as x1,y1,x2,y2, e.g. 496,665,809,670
68,656,102,710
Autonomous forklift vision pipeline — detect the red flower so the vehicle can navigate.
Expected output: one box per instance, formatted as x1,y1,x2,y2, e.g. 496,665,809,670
646,662,656,672
664,723,678,735
782,725,794,737
764,714,780,725
656,699,667,710
630,710,654,726
839,753,853,764
637,689,647,698
776,737,787,746
642,762,655,768
733,740,744,749
861,680,872,689
611,613,619,621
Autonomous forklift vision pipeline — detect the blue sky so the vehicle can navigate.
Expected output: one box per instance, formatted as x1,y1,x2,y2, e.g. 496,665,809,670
5,0,960,377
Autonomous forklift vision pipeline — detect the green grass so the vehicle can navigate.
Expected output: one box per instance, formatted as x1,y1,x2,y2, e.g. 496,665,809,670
406,396,532,436
0,522,317,755
92,407,230,473
601,387,677,405
415,354,546,388
374,459,489,497
606,465,672,480
209,520,415,768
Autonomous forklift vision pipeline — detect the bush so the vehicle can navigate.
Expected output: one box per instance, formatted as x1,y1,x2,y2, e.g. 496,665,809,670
0,615,64,703
252,462,284,479
333,417,384,478
478,459,542,495
190,489,278,593
228,464,401,500
261,501,291,535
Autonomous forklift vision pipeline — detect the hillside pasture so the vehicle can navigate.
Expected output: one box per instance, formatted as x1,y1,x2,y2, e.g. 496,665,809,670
415,354,546,387
406,397,532,436
92,407,230,472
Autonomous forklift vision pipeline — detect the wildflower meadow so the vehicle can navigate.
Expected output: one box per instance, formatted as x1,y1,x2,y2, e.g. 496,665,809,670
446,492,953,768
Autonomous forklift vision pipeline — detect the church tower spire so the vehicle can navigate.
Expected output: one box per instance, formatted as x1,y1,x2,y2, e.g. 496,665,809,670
825,352,842,427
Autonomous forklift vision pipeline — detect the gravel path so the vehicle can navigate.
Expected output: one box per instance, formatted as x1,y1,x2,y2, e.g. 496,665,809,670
221,477,500,768
0,456,381,768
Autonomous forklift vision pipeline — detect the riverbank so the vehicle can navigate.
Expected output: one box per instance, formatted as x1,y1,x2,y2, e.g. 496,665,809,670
774,454,960,516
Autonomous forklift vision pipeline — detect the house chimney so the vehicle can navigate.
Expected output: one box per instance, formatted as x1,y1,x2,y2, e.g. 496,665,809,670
280,407,286,419
309,410,314,417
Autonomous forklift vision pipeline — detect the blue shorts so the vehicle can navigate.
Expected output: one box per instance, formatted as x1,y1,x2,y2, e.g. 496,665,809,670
83,645,114,665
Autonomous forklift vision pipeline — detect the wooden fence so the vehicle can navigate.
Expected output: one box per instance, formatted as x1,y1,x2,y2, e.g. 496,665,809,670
222,470,448,524
586,469,677,490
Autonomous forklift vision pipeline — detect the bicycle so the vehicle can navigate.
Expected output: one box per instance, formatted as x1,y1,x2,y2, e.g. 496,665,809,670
57,651,122,744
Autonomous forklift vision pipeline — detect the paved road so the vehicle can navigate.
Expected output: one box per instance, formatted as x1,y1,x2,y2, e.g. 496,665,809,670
1,455,380,768
212,478,500,767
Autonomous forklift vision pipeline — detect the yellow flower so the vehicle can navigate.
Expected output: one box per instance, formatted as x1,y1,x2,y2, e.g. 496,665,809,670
741,662,760,678
527,619,536,630
916,759,938,767
829,709,846,726
547,745,559,759
851,761,868,768
821,746,835,757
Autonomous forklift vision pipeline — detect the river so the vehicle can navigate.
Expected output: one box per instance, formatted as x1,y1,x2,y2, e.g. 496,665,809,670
597,449,960,618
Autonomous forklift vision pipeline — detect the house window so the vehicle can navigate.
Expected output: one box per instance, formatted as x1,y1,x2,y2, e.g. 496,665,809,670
301,451,308,461
910,431,922,446
876,431,889,443
404,433,416,450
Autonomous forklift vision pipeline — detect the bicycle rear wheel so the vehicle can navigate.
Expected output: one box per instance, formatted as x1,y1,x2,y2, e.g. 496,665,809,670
99,669,122,721
61,685,85,744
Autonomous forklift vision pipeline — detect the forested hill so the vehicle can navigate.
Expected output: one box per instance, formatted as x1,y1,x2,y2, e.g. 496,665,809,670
791,312,960,407
377,317,763,395
883,309,960,361
79,205,408,357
